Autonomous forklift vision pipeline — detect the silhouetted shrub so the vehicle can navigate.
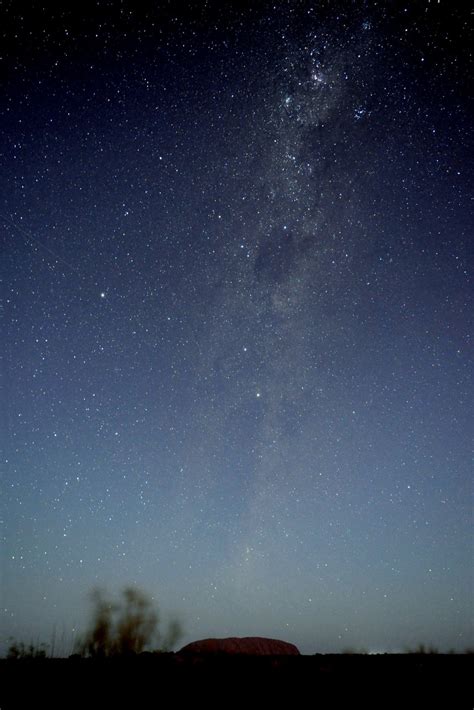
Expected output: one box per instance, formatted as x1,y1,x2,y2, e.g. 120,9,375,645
161,618,183,652
78,586,182,657
7,639,47,660
405,643,439,654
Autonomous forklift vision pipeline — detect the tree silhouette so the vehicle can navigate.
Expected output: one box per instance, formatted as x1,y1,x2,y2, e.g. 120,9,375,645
80,586,182,657
115,587,157,655
85,588,116,657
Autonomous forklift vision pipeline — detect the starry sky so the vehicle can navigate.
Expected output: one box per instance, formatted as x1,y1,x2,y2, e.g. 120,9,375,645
2,1,472,655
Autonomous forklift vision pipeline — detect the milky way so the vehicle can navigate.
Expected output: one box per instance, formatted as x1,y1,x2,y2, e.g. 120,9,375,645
2,2,472,653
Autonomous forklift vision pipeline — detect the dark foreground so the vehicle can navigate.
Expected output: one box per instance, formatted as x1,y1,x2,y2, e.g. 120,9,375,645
1,653,472,708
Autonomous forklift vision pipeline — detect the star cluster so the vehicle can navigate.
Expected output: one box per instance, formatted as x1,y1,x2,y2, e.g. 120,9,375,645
2,2,472,653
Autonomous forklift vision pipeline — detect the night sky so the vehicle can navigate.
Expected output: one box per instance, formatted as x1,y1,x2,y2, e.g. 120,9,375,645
2,1,472,655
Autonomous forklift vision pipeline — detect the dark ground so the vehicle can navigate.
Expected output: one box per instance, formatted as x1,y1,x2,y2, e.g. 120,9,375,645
1,654,472,708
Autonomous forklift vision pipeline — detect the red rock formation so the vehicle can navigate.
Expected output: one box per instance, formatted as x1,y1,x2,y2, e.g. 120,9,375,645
178,637,300,655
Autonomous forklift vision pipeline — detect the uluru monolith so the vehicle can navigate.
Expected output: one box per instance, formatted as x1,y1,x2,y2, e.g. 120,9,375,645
178,637,300,655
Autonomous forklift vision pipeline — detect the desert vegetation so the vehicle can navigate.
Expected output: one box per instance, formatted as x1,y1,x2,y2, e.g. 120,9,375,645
4,586,473,660
75,586,183,657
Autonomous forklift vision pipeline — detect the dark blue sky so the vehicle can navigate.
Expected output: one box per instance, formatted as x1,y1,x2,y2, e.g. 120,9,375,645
2,1,472,654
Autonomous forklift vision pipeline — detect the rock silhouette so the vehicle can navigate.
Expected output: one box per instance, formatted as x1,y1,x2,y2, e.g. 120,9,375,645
179,637,300,655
